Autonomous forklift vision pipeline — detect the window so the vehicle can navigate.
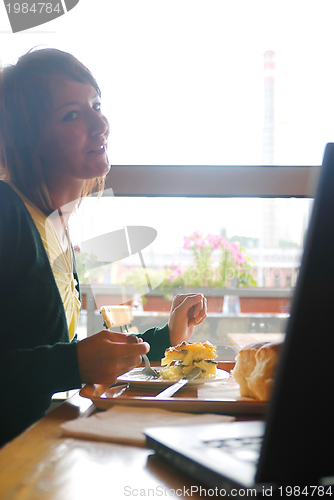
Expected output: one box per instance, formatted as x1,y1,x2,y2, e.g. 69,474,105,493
71,192,313,358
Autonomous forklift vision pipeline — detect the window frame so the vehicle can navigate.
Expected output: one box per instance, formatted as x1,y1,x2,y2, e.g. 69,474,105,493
105,165,320,198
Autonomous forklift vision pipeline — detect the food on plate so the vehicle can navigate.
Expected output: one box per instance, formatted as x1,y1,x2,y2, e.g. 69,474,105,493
160,341,218,380
231,341,282,401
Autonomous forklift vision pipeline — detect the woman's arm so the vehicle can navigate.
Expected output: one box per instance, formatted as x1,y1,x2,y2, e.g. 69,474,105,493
0,341,82,446
136,324,171,361
0,183,84,442
0,342,82,397
136,293,208,361
76,330,149,384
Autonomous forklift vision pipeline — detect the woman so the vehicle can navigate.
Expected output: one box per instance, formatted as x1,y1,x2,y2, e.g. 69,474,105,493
0,48,207,445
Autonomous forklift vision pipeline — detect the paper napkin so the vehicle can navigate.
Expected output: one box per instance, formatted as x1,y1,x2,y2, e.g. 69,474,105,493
60,405,235,447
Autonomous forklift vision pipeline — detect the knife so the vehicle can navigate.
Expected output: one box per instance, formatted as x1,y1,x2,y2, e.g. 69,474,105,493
154,367,202,399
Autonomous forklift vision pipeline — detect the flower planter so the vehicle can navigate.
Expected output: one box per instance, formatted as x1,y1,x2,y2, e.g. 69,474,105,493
80,285,292,315
143,294,224,313
143,289,291,314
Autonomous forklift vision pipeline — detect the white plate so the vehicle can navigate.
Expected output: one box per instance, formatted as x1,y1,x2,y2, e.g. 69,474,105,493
117,367,229,389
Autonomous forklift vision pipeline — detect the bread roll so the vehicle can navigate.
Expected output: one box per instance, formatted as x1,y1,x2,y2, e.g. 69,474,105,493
231,341,282,401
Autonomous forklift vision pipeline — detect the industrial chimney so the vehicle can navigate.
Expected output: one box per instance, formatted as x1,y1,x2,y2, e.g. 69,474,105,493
263,50,276,165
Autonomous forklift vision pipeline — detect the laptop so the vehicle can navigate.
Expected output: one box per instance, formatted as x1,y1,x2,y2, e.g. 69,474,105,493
145,143,334,493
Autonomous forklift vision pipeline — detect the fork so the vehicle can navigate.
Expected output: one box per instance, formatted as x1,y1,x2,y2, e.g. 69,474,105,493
141,354,159,378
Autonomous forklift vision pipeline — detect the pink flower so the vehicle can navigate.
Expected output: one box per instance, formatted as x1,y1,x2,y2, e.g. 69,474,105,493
215,237,226,249
229,242,239,254
195,238,205,249
183,236,191,249
236,253,246,264
206,234,218,249
193,231,203,238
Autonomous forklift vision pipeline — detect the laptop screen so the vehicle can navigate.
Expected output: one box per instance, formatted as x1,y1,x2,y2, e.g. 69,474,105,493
256,143,334,484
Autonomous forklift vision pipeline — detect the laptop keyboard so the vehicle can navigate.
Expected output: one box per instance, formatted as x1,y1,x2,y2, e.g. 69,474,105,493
203,436,262,463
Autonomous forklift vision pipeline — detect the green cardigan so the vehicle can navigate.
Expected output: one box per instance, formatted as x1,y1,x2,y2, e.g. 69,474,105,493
0,181,170,446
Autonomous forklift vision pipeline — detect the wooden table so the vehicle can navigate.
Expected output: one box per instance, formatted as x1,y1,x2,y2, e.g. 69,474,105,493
0,362,254,500
0,393,212,500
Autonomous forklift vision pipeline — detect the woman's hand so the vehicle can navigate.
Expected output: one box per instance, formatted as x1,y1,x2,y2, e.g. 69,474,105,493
77,331,149,385
168,293,207,346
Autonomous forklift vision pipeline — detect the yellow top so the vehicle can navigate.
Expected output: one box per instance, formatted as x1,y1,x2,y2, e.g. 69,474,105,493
7,182,80,340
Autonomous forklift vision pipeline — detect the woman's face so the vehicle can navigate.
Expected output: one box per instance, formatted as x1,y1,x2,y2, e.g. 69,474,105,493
39,75,110,188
